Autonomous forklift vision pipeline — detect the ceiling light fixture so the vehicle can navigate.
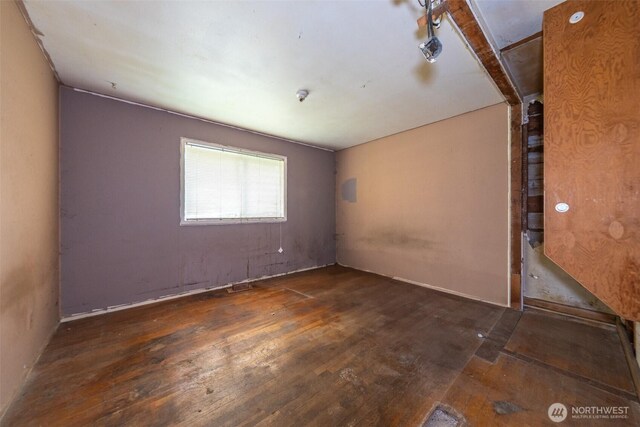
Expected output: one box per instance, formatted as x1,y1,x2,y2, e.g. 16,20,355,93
418,0,443,63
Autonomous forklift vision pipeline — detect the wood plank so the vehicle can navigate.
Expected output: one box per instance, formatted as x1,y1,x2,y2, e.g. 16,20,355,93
416,1,448,28
544,0,640,320
1,266,504,426
475,309,522,363
510,103,523,309
524,296,617,325
522,123,529,232
446,0,520,105
527,195,544,213
441,354,640,425
505,310,636,394
4,267,637,425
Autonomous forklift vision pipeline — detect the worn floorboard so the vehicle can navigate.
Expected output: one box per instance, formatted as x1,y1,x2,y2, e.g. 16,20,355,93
441,354,640,426
505,309,636,394
2,266,637,426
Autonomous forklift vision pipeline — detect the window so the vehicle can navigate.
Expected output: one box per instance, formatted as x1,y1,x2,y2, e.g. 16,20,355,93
180,138,286,225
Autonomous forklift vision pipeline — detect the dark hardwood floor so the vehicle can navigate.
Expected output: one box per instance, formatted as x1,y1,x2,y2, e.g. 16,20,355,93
2,266,638,426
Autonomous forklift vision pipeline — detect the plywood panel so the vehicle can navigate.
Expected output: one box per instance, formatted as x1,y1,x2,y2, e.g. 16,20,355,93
544,0,640,320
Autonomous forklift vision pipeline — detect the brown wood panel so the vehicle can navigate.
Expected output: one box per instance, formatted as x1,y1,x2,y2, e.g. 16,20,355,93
544,0,640,320
510,104,523,310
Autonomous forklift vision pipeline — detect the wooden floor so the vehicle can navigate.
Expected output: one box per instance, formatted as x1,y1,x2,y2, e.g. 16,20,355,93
2,266,639,426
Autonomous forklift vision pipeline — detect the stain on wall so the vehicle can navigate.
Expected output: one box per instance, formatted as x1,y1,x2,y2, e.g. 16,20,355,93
336,103,510,306
0,0,60,415
59,88,335,316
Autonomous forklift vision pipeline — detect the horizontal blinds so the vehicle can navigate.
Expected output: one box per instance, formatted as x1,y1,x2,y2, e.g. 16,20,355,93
184,142,285,221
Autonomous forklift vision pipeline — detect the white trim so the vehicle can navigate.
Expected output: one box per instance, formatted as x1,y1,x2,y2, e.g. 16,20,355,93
69,87,334,152
337,263,509,308
61,264,331,322
179,137,287,225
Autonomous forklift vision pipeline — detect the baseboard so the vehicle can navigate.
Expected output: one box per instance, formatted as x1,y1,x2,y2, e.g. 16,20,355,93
61,264,332,322
337,263,509,308
523,297,616,325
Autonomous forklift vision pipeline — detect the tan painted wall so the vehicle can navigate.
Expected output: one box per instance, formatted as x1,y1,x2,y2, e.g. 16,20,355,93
336,103,510,306
0,1,60,415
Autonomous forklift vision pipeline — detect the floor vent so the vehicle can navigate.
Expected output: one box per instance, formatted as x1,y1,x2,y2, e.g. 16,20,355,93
423,404,464,427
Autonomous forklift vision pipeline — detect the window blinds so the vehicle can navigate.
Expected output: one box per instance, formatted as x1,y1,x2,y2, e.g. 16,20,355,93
183,141,285,222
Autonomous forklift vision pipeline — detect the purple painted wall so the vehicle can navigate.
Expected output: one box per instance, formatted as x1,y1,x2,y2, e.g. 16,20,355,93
60,88,335,316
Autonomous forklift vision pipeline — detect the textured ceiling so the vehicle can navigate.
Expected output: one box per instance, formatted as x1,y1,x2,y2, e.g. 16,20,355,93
23,0,505,150
470,0,564,98
471,0,564,49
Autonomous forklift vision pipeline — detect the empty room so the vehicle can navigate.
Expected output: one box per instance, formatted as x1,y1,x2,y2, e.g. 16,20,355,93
1,0,639,425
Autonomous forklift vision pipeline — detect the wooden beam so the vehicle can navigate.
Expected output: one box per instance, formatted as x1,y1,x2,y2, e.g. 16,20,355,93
524,297,618,325
510,104,523,310
446,0,520,105
501,31,543,54
416,2,449,28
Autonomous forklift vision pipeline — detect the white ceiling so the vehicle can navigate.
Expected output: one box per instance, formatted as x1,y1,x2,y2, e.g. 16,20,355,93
471,0,564,50
23,0,504,150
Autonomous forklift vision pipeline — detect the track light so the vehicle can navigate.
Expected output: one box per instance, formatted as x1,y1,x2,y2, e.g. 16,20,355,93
419,0,442,63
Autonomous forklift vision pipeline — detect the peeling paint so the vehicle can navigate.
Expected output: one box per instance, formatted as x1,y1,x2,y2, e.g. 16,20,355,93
15,0,62,83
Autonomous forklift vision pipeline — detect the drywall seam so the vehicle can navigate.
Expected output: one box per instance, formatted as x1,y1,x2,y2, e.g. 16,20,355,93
338,263,509,309
69,87,333,153
61,263,332,322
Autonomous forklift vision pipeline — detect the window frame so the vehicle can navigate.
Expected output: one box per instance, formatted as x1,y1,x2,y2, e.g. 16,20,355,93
180,137,287,226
